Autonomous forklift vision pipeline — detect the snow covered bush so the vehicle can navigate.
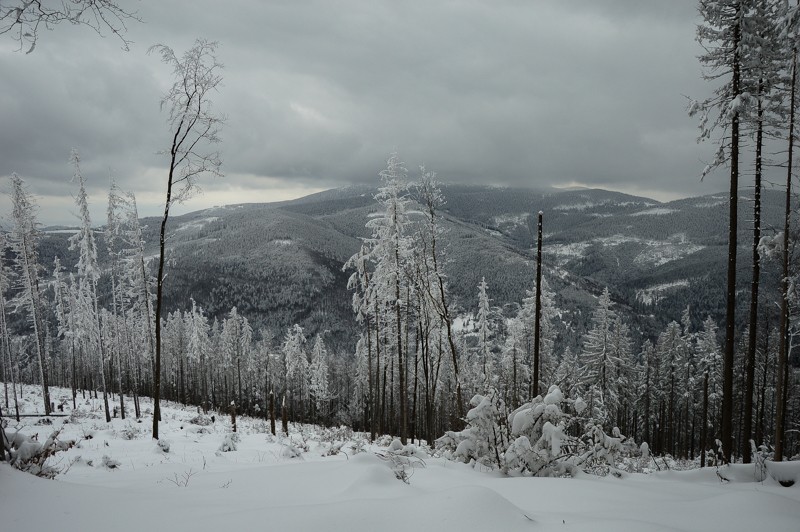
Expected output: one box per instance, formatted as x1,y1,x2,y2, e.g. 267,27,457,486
101,454,121,470
157,438,171,453
576,425,634,476
4,428,75,478
436,389,507,469
118,423,141,440
504,385,578,476
189,414,213,426
218,432,240,452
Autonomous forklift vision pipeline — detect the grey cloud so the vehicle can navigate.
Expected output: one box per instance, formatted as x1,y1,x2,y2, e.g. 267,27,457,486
1,0,721,225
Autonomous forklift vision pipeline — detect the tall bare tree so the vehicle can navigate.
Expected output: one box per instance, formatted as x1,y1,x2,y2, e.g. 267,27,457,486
691,0,746,462
149,39,224,439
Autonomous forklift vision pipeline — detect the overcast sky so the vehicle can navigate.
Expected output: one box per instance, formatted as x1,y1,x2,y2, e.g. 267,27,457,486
0,0,717,225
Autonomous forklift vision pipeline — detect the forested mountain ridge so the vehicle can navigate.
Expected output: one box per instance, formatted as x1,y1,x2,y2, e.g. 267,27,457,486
36,184,790,351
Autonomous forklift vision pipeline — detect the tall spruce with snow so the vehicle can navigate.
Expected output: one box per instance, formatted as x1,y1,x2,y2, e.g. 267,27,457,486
221,307,252,407
678,308,698,458
697,316,722,462
690,0,750,462
476,277,494,384
68,150,111,423
8,174,51,415
185,299,211,407
654,321,684,455
639,340,657,445
344,244,377,438
774,1,800,462
579,288,631,427
283,324,308,421
105,180,127,419
740,0,786,463
309,335,331,422
363,153,413,443
350,333,369,426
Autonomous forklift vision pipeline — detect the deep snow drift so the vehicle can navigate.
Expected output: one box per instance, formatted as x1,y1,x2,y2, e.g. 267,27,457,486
2,386,798,532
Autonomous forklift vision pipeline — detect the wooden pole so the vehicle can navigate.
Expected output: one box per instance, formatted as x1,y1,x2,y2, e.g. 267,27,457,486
533,211,543,398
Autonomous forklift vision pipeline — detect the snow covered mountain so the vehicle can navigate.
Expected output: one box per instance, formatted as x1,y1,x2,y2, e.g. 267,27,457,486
38,185,790,351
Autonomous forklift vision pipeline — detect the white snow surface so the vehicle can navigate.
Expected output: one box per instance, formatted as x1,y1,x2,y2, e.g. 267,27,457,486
629,208,678,216
546,234,703,267
2,387,799,532
636,280,691,305
174,217,220,232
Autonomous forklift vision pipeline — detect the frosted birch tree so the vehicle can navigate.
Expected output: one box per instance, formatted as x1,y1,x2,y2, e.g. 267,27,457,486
149,39,224,438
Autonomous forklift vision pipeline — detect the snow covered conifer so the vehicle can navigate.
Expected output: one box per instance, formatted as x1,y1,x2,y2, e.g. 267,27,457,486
579,288,630,426
436,388,507,469
504,386,573,476
8,173,51,415
475,277,494,384
309,334,331,423
283,324,308,420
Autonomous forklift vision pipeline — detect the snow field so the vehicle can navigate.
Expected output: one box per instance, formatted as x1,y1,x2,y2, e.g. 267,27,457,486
2,386,799,532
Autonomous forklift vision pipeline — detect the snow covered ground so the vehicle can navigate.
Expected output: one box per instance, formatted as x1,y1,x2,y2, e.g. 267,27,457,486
2,386,799,532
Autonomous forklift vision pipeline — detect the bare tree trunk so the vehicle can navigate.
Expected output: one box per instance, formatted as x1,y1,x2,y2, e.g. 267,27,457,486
0,300,10,410
395,247,407,444
721,13,741,463
702,371,709,467
742,80,765,463
153,156,176,439
269,391,276,436
282,394,289,436
775,51,795,462
367,315,375,441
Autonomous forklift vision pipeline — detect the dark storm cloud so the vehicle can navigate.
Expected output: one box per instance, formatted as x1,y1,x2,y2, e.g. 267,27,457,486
0,0,716,224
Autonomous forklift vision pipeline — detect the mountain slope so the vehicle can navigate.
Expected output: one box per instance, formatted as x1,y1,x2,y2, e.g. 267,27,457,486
37,184,791,352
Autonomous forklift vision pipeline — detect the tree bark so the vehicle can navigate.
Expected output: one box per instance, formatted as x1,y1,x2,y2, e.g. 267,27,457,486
775,50,795,462
721,10,741,463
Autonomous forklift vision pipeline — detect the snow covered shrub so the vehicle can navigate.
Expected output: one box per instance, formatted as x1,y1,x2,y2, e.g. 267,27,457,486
118,423,141,440
189,414,213,426
388,438,404,452
5,429,75,478
504,385,578,477
351,438,368,455
375,434,394,447
436,388,507,469
157,438,171,453
101,455,121,470
280,442,303,459
576,425,633,476
375,444,427,484
218,432,240,452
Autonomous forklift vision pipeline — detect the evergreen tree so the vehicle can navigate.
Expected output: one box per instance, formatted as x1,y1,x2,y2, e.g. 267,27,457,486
8,174,51,415
309,335,331,423
476,277,494,383
283,324,308,420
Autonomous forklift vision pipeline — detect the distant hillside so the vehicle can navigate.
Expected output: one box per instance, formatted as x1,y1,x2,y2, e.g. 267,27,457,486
37,184,792,353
